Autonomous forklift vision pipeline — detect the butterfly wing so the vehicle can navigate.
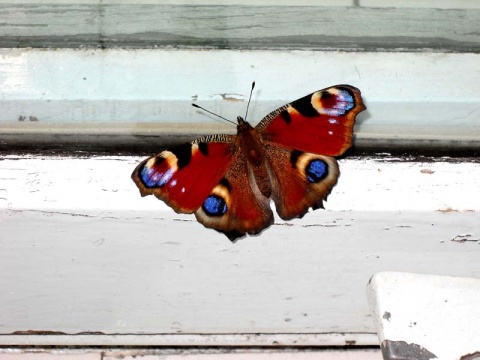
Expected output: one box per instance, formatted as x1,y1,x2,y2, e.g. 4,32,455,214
265,145,340,220
132,135,274,241
256,85,365,156
194,150,273,242
257,85,365,219
131,137,237,213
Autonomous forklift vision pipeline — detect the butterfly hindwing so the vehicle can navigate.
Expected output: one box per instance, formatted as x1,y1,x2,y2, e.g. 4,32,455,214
256,85,365,156
194,150,274,241
131,138,236,213
265,145,339,220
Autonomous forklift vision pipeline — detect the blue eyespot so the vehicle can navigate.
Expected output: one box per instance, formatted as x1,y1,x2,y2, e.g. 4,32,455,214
203,195,227,217
324,89,354,116
338,90,354,111
141,166,173,188
306,159,328,183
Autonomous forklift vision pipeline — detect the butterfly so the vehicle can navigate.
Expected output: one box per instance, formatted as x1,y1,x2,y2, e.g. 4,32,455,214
132,84,366,242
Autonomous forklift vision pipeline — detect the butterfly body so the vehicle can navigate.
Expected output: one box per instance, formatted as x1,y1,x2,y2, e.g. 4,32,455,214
132,85,365,241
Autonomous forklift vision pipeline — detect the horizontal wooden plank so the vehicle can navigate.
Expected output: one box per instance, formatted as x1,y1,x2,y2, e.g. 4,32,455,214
2,155,479,213
1,155,479,346
1,125,479,155
0,49,479,153
0,0,356,5
0,4,478,51
0,0,479,8
0,348,382,360
2,208,478,337
0,333,378,347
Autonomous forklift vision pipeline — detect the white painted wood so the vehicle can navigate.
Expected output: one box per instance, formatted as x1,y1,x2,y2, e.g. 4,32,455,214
0,349,382,360
0,353,99,360
0,49,479,150
0,1,478,349
102,349,382,360
1,156,479,213
0,334,377,347
367,272,480,360
2,50,477,106
0,2,479,151
1,156,479,346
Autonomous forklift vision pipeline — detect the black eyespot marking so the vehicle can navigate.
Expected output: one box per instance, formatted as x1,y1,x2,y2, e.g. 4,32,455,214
290,150,303,168
291,95,318,117
320,90,333,99
171,143,192,169
280,109,291,124
203,195,227,217
306,159,328,183
154,156,165,166
219,177,231,192
198,142,209,156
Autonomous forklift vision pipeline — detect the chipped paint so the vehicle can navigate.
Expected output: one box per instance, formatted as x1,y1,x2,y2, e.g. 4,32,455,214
215,93,245,102
460,351,480,360
382,312,391,322
437,207,476,214
382,340,437,360
369,273,480,360
452,234,480,243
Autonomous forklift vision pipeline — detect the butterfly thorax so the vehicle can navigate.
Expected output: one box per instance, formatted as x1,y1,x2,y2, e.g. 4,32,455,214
236,116,272,198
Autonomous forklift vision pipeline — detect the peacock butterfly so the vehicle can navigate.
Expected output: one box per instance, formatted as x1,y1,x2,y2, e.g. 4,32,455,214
132,84,366,241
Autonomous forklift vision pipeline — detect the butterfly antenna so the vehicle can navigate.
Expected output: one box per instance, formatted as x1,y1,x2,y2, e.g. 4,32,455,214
244,81,255,121
192,103,237,126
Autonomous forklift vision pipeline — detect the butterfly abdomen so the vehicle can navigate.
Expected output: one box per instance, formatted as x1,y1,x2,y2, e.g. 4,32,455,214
237,123,272,198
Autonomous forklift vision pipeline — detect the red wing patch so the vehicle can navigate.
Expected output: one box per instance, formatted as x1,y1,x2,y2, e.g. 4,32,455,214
132,140,237,213
257,85,365,156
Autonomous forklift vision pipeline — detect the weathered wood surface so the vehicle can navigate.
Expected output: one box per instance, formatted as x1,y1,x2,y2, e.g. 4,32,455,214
0,4,479,51
1,155,479,346
0,49,479,153
0,1,479,348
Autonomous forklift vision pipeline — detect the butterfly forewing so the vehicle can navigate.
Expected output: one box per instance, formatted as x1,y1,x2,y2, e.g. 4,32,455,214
132,138,237,213
256,85,365,156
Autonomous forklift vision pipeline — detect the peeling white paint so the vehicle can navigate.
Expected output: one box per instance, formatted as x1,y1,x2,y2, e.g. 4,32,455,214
0,156,479,343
